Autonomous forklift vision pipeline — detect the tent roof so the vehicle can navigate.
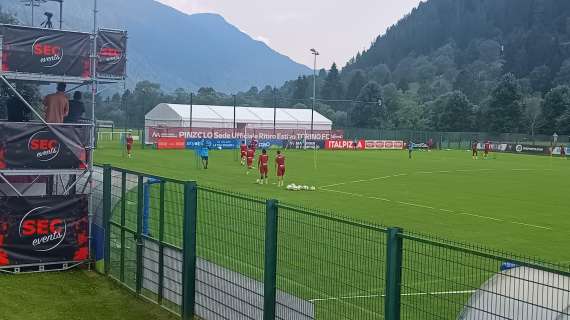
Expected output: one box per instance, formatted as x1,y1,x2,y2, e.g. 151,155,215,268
145,104,332,125
458,266,570,319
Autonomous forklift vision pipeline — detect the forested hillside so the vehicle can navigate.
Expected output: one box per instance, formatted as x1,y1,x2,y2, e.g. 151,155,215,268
4,0,570,135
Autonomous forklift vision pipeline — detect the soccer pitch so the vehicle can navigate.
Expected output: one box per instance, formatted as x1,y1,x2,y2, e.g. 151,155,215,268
95,141,570,263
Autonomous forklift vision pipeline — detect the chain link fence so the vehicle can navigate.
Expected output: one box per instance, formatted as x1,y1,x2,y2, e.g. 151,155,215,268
95,165,570,320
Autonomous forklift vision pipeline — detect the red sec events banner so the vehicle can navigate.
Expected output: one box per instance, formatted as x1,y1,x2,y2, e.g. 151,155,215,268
96,29,127,79
1,24,91,78
324,140,366,150
0,123,89,170
0,195,89,267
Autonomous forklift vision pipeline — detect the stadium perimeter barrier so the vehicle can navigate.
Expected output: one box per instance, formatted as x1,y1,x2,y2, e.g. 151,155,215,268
93,164,570,320
339,128,569,150
122,125,567,151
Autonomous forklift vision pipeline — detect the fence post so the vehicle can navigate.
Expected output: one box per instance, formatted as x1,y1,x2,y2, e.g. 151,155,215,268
182,181,198,320
385,227,403,320
264,199,279,320
103,164,112,274
136,175,144,294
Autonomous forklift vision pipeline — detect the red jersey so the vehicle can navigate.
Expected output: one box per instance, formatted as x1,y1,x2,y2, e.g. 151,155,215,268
246,149,255,159
258,154,269,167
472,142,478,150
240,144,247,153
484,142,491,151
276,155,285,167
126,136,133,146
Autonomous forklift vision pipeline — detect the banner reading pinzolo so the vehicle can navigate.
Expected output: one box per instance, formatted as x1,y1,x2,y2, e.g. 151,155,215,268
96,29,127,79
0,195,89,267
0,123,88,170
0,24,91,78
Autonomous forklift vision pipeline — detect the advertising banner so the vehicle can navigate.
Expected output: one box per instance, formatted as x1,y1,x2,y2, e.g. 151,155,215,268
324,140,365,150
0,195,89,267
551,146,569,156
156,137,185,149
96,30,127,79
284,140,324,150
510,144,550,155
185,138,238,150
1,24,91,78
476,143,509,152
365,140,404,150
0,123,89,170
147,127,344,144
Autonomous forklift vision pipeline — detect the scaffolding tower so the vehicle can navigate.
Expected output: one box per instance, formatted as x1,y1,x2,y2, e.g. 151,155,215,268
0,0,126,273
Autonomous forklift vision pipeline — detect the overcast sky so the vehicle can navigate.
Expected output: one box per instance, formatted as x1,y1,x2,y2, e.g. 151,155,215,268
156,0,423,69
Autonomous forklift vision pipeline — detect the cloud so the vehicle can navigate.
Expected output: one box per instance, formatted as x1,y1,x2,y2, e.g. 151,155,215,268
155,0,216,14
254,36,271,46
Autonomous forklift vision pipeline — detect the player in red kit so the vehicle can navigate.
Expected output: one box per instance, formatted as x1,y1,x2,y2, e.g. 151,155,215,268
250,138,258,153
240,140,247,166
472,140,478,160
246,147,255,175
126,131,134,158
484,140,491,159
275,150,286,187
257,149,269,184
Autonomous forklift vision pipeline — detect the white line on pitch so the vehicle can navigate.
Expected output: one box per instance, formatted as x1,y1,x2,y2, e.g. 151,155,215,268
457,212,503,221
417,171,434,174
511,168,534,171
397,201,434,210
511,221,552,230
309,290,475,302
320,175,394,188
439,208,454,213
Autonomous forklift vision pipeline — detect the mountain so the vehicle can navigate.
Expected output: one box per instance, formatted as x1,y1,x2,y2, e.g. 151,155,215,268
276,0,570,134
1,0,311,92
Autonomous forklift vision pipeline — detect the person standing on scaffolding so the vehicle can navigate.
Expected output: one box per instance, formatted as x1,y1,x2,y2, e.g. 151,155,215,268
43,83,69,123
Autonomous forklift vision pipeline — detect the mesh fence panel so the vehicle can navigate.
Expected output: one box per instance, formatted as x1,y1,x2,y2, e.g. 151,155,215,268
96,165,570,320
276,203,388,319
399,232,570,320
195,187,267,319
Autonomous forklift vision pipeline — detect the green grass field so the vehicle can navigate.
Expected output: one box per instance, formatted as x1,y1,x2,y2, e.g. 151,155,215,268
96,141,570,263
0,270,178,320
94,140,570,319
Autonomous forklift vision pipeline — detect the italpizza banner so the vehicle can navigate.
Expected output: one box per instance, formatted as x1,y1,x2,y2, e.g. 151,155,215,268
96,30,127,79
0,195,89,267
0,122,89,170
1,24,91,78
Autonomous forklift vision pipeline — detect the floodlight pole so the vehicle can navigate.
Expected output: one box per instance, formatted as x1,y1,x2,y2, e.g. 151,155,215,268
273,87,277,136
233,95,237,138
189,92,193,129
310,48,319,135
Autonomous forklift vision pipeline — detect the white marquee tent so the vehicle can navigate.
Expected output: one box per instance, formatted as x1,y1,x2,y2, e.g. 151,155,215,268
145,104,333,131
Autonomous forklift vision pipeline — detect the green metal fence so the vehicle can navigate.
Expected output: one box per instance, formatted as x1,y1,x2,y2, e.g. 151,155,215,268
341,128,568,149
97,164,570,320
